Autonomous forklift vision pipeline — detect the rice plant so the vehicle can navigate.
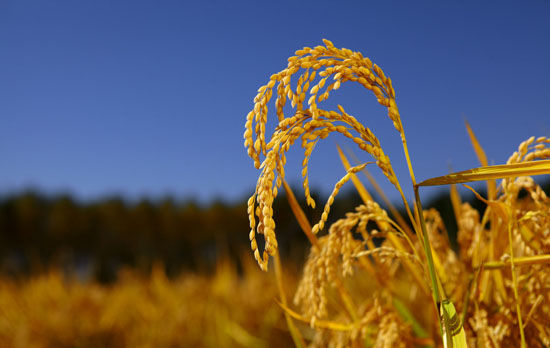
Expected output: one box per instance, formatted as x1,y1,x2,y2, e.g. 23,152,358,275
244,39,550,347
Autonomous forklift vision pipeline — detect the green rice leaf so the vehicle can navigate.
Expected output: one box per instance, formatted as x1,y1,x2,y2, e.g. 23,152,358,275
392,297,429,339
440,300,467,348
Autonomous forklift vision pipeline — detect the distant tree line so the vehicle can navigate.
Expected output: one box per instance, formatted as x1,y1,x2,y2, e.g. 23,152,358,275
0,180,547,282
0,189,330,282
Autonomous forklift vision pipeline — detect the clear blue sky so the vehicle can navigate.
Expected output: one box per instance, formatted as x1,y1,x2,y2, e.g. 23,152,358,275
1,0,549,204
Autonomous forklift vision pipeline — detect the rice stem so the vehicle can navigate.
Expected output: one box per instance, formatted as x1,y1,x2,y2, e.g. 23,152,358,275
507,214,526,347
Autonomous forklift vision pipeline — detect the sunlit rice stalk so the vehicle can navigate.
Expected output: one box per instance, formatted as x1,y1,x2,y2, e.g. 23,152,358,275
243,39,448,345
243,39,550,347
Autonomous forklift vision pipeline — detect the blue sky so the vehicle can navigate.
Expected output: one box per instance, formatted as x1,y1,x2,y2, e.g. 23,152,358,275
1,0,549,204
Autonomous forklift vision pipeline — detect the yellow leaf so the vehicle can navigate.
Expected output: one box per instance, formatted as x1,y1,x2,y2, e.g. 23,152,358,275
282,179,318,248
519,224,542,250
465,119,497,200
418,160,550,187
449,184,462,226
276,300,353,331
462,184,509,224
483,254,550,269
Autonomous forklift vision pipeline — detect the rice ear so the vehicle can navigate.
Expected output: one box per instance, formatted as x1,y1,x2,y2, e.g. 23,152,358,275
282,178,361,321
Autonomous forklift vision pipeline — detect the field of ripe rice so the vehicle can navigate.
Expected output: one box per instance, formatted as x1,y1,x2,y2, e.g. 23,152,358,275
0,259,296,348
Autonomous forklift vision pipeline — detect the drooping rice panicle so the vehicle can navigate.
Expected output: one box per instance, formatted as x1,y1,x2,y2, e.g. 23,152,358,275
244,40,411,270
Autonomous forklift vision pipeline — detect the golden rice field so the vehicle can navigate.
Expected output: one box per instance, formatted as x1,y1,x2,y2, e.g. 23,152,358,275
3,39,550,348
0,259,296,348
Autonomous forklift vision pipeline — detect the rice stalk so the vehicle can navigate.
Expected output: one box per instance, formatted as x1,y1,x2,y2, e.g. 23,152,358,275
243,38,446,345
244,39,550,347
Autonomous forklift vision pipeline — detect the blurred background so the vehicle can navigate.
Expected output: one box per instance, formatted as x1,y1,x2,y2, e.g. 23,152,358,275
1,0,549,347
